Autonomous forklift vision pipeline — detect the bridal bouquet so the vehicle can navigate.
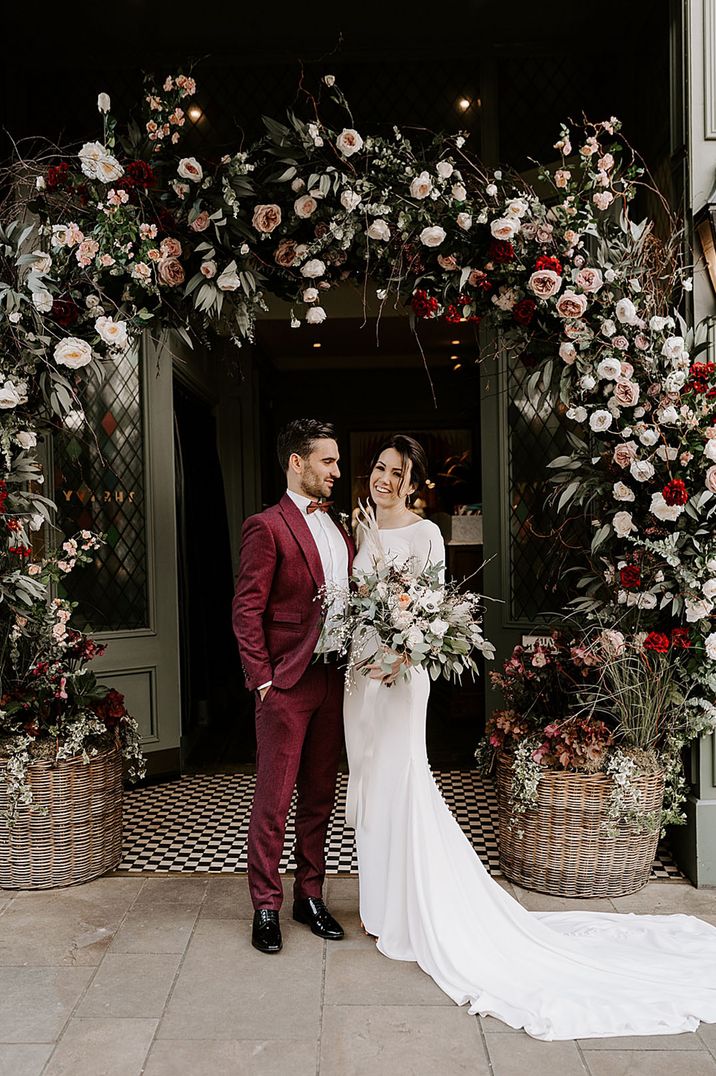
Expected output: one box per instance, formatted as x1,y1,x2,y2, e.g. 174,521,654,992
321,510,494,684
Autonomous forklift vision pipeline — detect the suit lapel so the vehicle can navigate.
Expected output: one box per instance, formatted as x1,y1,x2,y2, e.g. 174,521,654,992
279,492,325,591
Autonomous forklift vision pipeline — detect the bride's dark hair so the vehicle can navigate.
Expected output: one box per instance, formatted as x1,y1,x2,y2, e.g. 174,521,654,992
369,434,428,505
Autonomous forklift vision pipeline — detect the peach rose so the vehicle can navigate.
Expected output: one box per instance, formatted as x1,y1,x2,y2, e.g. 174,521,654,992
190,211,210,232
575,267,603,293
158,257,185,287
613,379,640,407
555,290,588,318
294,195,318,218
274,240,298,268
160,237,182,258
252,204,282,234
613,440,638,468
528,269,562,299
437,254,459,271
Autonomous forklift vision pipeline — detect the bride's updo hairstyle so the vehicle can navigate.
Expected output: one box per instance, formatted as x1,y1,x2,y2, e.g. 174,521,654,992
369,434,428,507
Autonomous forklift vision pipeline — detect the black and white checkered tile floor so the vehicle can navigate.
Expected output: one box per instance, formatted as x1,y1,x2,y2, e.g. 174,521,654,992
120,771,683,880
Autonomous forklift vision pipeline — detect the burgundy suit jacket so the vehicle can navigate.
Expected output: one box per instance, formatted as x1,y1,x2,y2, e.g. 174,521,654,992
233,493,355,692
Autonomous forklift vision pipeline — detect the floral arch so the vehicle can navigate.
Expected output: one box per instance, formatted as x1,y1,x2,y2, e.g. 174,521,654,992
1,72,715,814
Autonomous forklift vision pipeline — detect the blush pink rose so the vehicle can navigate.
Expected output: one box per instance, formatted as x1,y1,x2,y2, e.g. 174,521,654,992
575,267,603,293
252,204,282,234
556,290,588,318
613,441,638,468
158,257,185,286
613,379,640,407
706,466,716,494
528,269,562,299
160,237,182,257
190,211,210,232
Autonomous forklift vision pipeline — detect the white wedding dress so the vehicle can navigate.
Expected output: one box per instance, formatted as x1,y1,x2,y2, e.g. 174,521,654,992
343,518,716,1041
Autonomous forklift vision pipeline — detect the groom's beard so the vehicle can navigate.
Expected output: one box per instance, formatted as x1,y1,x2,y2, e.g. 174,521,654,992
299,464,335,500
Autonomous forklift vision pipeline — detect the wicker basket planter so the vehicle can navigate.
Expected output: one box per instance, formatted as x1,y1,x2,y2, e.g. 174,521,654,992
495,753,664,898
0,745,123,890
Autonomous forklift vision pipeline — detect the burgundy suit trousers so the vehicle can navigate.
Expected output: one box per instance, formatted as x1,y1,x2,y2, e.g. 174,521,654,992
248,659,344,910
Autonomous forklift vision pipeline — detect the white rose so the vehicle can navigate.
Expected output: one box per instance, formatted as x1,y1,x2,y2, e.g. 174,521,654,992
340,190,361,212
31,288,53,313
336,128,363,157
580,374,596,391
705,633,716,660
649,315,673,332
566,406,587,422
97,92,111,113
303,287,318,302
95,153,123,183
629,459,655,483
216,265,241,291
419,225,446,247
451,183,467,201
95,316,128,350
485,183,497,196
655,444,679,461
410,171,433,199
615,297,640,325
613,481,635,502
612,510,636,537
661,336,688,363
639,427,660,447
78,141,105,179
686,597,714,623
430,618,450,638
291,178,305,192
490,217,519,241
178,157,203,182
659,405,679,425
15,431,37,450
437,161,454,179
597,357,622,381
650,492,685,522
505,198,528,217
0,381,21,409
702,579,716,600
31,250,52,274
559,342,576,364
301,259,327,278
589,409,613,433
457,212,473,231
294,194,318,218
704,439,716,463
305,306,326,325
664,371,686,393
367,219,391,242
53,337,93,369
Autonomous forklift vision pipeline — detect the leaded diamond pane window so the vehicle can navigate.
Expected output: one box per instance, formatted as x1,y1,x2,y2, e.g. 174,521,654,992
506,360,580,622
54,347,149,632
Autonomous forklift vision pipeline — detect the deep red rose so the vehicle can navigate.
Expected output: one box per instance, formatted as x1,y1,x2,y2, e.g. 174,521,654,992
513,298,536,326
691,362,711,379
689,378,708,394
51,297,81,328
489,239,515,263
94,687,128,729
411,289,439,319
444,304,462,323
125,160,155,188
46,161,70,190
619,564,641,589
643,631,670,653
670,627,692,649
662,478,688,506
536,254,562,275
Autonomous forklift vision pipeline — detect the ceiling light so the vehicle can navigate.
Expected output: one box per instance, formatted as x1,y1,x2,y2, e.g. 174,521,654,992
453,363,462,371
188,106,203,121
450,354,459,362
450,339,460,346
312,342,321,349
456,97,471,113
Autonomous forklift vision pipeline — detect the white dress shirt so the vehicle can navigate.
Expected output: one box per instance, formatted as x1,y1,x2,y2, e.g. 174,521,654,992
258,490,349,691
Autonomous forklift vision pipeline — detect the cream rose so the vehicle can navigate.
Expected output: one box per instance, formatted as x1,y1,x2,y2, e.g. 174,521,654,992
78,141,105,179
301,259,327,279
451,183,467,201
15,431,37,450
613,482,635,502
419,225,446,247
54,337,93,369
306,306,327,325
336,128,364,157
0,381,21,408
200,260,217,278
705,633,716,661
556,291,588,319
31,250,52,274
252,204,282,234
437,161,454,179
31,289,53,313
294,194,318,218
528,270,562,299
409,171,432,199
457,212,473,231
706,466,716,494
178,157,204,182
490,217,519,241
558,342,576,364
615,297,640,325
217,264,241,291
596,357,621,381
630,459,655,483
95,154,124,183
340,189,361,212
95,316,128,350
589,409,613,433
612,510,635,537
704,439,716,462
367,219,391,242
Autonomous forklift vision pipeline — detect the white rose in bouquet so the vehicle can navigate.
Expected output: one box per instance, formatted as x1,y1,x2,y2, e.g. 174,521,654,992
336,128,364,157
704,439,716,462
217,264,241,291
95,153,124,184
597,357,622,381
340,189,361,212
615,297,640,325
705,633,716,660
0,381,21,409
702,580,716,600
686,597,714,623
420,225,446,247
613,481,635,501
305,306,326,325
612,510,636,537
78,141,105,179
629,459,655,483
97,92,111,113
294,194,318,218
31,250,52,274
301,259,327,278
589,409,613,433
15,431,37,450
451,183,467,201
490,217,519,241
661,336,689,363
410,171,433,199
457,212,473,231
177,157,204,182
95,316,129,351
367,219,391,242
650,492,685,522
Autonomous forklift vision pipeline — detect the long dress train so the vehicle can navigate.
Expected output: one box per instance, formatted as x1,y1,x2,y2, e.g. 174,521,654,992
343,518,716,1041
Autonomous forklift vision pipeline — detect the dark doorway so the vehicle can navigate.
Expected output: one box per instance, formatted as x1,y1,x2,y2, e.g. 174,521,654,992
173,378,251,770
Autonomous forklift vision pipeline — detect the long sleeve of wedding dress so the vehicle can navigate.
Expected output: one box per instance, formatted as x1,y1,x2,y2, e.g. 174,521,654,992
343,518,716,1041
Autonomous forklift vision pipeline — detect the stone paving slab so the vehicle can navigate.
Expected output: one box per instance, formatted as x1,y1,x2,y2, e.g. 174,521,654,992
0,874,714,1074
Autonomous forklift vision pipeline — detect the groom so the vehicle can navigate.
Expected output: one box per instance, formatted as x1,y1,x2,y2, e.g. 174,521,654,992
232,418,354,953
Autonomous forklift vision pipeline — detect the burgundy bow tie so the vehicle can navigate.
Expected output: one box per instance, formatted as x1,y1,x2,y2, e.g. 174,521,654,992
306,500,334,514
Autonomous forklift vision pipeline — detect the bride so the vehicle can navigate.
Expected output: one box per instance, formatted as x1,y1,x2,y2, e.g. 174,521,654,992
343,432,716,1042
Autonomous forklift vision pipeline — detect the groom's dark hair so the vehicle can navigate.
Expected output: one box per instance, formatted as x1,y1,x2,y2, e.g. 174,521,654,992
277,418,337,472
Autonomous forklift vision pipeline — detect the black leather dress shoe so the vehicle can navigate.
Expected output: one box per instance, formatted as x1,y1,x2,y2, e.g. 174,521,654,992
292,897,344,940
252,909,282,953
